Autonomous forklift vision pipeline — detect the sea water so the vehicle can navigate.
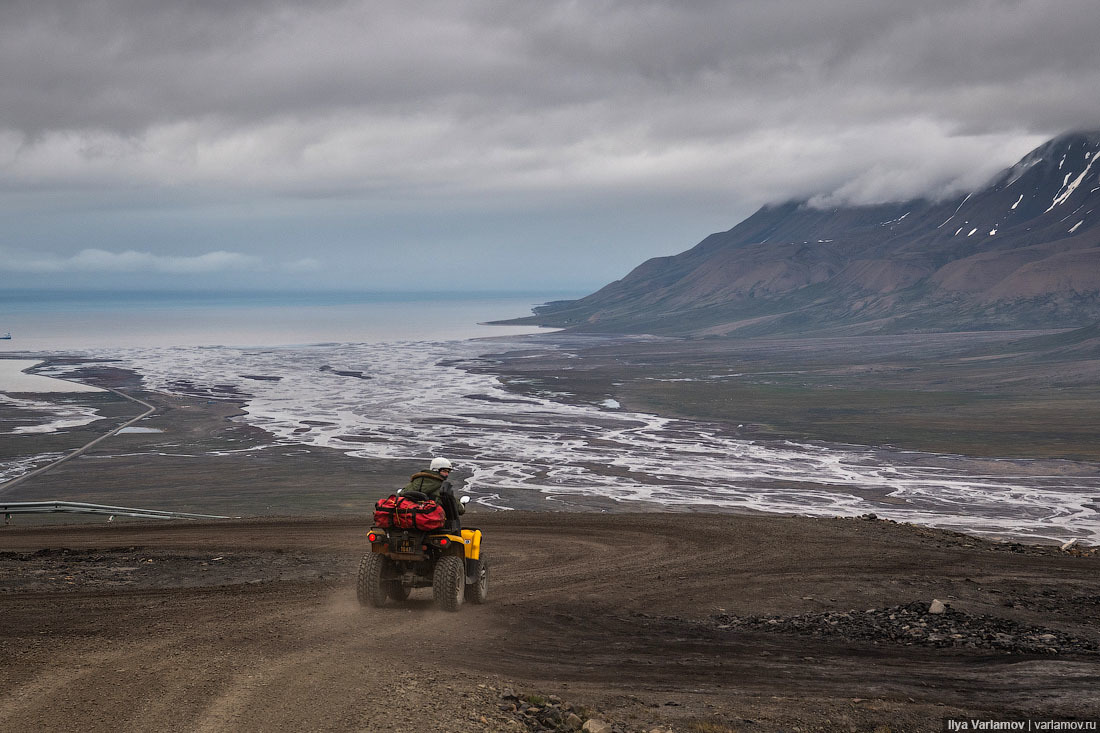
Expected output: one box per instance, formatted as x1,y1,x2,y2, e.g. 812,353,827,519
0,289,566,350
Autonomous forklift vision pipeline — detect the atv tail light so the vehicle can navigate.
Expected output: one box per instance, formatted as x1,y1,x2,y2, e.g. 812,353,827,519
367,532,379,543
439,538,449,546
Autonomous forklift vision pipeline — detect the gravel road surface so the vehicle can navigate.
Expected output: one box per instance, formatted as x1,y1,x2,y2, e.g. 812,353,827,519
1,513,1097,732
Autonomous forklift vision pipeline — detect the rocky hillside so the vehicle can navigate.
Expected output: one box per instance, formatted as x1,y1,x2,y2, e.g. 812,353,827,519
516,131,1100,336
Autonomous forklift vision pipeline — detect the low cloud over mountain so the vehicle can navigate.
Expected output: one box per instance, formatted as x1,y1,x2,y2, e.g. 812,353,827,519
517,131,1100,336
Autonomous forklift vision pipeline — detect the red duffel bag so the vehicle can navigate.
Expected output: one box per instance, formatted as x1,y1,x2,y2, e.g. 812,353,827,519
373,494,399,528
394,496,446,531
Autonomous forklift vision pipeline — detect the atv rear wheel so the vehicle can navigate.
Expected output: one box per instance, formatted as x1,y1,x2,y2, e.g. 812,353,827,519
465,553,489,604
357,553,389,607
432,554,464,612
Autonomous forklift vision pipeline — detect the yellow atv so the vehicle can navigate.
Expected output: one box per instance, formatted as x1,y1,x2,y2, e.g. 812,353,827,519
357,490,488,612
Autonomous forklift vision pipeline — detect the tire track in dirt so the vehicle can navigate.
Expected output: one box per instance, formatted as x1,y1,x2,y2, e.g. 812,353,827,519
0,642,159,728
1,514,1098,731
189,588,463,732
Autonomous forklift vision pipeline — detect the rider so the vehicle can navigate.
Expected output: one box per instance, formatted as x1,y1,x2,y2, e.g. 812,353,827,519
400,457,464,514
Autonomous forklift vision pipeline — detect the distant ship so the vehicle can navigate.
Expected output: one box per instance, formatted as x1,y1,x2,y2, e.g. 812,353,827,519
0,333,10,340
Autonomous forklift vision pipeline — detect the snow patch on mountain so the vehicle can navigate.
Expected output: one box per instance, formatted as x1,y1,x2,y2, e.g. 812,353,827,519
937,193,971,228
1046,150,1100,212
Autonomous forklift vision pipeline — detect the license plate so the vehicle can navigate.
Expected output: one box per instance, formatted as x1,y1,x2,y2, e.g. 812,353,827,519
398,539,414,553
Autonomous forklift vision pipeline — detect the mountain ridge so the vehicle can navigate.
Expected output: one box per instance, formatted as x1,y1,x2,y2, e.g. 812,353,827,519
512,130,1100,336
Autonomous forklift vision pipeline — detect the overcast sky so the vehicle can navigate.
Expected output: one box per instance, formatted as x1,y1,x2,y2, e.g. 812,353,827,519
2,0,1099,293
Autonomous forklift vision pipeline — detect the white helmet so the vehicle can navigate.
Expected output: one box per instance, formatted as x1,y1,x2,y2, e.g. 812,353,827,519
430,457,453,472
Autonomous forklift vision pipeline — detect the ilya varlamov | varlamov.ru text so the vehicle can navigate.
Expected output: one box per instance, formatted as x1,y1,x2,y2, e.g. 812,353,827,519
944,720,1098,731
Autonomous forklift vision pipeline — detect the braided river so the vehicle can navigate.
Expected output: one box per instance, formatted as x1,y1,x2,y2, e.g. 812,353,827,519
26,336,1100,544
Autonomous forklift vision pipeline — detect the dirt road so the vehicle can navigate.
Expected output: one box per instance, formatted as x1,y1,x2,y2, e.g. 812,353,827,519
1,513,1097,732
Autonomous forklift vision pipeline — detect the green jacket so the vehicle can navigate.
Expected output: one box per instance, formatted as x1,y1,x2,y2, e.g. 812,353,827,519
401,470,447,498
400,470,465,514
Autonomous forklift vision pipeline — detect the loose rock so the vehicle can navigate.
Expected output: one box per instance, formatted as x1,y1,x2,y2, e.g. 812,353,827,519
711,601,1099,655
495,691,658,733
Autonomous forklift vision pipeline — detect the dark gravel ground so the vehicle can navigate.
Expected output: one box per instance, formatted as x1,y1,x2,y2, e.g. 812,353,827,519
707,600,1100,655
1,512,1099,732
0,546,336,592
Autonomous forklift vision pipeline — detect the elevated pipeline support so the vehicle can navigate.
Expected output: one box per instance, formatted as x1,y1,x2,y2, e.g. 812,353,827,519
2,501,237,524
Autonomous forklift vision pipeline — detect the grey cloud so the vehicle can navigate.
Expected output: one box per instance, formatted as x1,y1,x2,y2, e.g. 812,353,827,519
3,1,1100,290
6,1,1099,135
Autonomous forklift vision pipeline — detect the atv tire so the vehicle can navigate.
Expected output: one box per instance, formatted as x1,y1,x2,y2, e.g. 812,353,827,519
432,554,465,612
465,553,489,604
357,553,389,608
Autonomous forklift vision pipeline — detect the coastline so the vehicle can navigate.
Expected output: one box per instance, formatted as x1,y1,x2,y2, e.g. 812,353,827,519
0,358,106,393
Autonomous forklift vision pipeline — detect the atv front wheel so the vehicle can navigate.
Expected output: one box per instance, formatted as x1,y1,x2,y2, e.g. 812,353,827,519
465,553,489,604
432,554,465,612
357,553,389,608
